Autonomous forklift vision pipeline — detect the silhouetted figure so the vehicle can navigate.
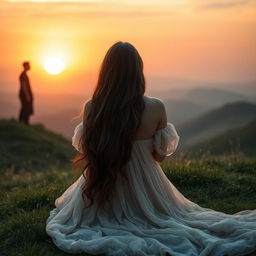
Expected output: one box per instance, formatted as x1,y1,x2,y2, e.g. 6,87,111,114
19,61,34,125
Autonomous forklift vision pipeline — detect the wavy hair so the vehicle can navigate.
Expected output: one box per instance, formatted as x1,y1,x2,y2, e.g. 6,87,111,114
75,41,146,210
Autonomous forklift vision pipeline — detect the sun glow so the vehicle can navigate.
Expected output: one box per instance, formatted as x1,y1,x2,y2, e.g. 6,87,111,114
44,57,65,75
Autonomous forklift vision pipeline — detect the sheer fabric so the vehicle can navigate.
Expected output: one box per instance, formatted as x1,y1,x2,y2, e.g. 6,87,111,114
46,122,256,256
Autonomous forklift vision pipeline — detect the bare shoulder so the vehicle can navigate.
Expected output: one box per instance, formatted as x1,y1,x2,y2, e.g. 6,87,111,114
143,95,167,130
143,95,165,111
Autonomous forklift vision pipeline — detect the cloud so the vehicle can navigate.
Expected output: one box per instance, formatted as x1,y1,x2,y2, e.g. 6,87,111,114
1,0,254,18
0,0,101,3
0,0,179,19
198,0,253,9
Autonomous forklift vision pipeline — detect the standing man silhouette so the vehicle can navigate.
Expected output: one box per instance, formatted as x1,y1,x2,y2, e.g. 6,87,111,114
19,61,34,125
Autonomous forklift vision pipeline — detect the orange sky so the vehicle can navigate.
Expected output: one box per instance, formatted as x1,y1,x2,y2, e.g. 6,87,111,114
0,0,255,94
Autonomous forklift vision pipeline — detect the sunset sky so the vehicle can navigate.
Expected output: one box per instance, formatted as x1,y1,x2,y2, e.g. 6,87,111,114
0,0,255,95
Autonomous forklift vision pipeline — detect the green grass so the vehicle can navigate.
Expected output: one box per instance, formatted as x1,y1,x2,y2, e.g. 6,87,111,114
163,155,256,213
1,119,255,255
1,156,256,256
0,119,75,173
0,168,84,256
189,119,256,156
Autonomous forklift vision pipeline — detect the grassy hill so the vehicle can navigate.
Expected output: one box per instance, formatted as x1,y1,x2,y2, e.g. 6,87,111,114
0,118,256,256
183,88,255,107
163,99,211,125
0,119,76,173
177,102,256,148
188,119,256,157
1,156,256,256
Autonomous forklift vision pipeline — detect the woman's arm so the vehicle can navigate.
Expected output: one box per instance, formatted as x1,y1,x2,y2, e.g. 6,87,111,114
152,98,167,163
152,150,165,163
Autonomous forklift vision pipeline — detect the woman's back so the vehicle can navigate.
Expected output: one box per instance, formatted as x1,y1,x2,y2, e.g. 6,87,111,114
84,95,167,141
46,110,256,256
46,41,256,256
133,95,167,140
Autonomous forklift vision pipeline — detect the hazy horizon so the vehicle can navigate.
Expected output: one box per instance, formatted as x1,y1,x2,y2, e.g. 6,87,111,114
1,0,256,138
1,0,256,95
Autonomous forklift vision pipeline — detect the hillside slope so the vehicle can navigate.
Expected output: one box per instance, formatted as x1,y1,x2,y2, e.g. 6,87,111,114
0,119,76,172
1,120,256,256
183,88,255,107
177,102,256,148
189,119,256,156
1,156,256,256
163,99,211,125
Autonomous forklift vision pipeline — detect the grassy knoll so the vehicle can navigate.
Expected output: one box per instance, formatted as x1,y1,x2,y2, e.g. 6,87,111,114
0,119,255,255
0,119,75,173
1,156,256,256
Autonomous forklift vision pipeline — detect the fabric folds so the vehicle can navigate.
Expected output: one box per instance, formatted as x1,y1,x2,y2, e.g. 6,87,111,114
153,123,180,158
72,122,83,153
46,122,256,256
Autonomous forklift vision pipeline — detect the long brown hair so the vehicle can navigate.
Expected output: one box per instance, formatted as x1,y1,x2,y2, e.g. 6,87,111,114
76,41,146,210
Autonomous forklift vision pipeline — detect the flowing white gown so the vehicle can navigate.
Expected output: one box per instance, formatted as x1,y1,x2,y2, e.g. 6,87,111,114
46,122,256,256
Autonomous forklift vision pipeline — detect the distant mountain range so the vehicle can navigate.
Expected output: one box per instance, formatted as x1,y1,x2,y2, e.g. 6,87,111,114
177,102,256,148
182,88,255,108
33,108,81,139
163,99,211,125
157,87,255,125
189,119,256,156
148,77,256,97
0,91,87,116
1,86,255,138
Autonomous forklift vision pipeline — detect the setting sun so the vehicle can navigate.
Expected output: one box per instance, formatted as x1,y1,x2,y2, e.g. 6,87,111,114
44,57,65,75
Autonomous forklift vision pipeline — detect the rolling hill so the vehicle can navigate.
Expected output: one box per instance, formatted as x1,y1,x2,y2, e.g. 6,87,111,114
1,86,255,138
189,119,256,156
1,119,256,256
163,99,211,125
183,88,255,108
0,119,76,172
177,102,256,148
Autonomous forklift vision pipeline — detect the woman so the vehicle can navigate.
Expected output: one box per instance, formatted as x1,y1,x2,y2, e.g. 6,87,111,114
46,41,256,256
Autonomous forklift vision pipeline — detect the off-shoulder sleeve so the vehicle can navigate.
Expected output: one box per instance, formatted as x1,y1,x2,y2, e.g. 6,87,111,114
153,122,180,158
72,122,84,153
